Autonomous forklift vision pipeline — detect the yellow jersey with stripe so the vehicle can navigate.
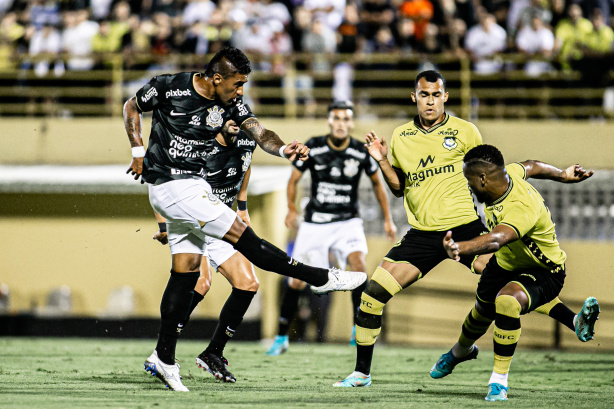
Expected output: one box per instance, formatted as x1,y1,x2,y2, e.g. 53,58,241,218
389,113,483,231
485,163,566,273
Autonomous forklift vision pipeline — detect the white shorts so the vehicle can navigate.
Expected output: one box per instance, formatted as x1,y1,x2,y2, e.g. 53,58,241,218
292,218,368,270
204,236,238,271
149,179,237,255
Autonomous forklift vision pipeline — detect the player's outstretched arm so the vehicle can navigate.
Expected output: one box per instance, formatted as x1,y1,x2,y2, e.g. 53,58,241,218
124,96,145,183
443,225,517,262
522,160,594,183
237,166,251,226
285,168,303,229
241,117,309,161
365,131,404,197
369,172,397,241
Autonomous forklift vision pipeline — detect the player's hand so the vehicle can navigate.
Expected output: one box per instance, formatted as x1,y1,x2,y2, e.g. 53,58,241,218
443,231,460,261
561,164,594,183
127,157,144,184
153,230,168,245
285,208,299,229
238,209,251,227
365,131,388,162
284,140,309,162
384,219,397,241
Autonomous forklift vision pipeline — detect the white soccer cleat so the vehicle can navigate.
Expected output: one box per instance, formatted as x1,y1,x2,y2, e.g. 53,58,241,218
144,350,189,392
310,267,367,295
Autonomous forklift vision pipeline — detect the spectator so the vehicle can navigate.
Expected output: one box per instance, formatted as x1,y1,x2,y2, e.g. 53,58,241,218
336,3,362,54
512,0,552,36
182,0,216,26
516,11,555,76
464,7,507,74
29,22,63,77
399,0,434,45
303,0,346,31
0,12,24,71
575,8,614,86
90,0,114,20
360,0,396,42
554,3,593,71
61,9,99,71
27,0,61,29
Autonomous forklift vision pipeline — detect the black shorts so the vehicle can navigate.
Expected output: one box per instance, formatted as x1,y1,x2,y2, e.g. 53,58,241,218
383,219,488,276
476,256,566,312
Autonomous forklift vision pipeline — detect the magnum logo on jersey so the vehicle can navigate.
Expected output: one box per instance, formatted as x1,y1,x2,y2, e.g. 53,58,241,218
206,106,225,128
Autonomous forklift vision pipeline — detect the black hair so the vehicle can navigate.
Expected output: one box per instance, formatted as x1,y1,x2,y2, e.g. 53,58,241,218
464,144,505,168
204,47,251,78
328,100,354,113
414,70,446,91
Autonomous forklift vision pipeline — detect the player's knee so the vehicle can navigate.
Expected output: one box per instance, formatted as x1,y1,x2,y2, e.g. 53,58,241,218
476,299,495,320
495,294,522,318
195,276,211,296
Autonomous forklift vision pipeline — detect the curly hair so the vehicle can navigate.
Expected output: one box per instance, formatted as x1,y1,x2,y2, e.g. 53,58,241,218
205,47,252,78
464,144,505,168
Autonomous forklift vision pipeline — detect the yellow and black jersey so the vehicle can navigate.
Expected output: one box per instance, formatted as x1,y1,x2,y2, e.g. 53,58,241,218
390,113,483,231
485,163,566,273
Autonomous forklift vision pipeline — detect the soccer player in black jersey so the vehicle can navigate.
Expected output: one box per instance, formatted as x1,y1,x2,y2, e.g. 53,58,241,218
153,120,257,383
266,101,397,356
334,70,597,388
123,47,366,391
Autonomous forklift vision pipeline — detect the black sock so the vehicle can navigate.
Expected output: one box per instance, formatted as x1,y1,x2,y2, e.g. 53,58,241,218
155,270,199,365
205,288,256,356
355,344,375,375
233,226,328,286
351,281,367,324
184,291,205,327
549,303,576,331
278,286,302,336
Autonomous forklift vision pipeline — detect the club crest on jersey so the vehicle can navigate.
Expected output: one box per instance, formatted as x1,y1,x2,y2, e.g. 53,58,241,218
343,158,360,177
241,152,252,172
189,115,201,126
206,106,225,128
442,137,458,151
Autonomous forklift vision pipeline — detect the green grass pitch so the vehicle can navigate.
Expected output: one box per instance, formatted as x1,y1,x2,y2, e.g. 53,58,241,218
1,337,613,408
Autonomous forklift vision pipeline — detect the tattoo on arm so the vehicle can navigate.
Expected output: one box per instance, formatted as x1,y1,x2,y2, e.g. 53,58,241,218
124,98,143,147
242,118,284,156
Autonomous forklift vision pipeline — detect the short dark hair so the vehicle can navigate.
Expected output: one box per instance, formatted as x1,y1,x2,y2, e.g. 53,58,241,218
205,47,251,78
328,100,354,113
464,144,505,169
414,70,446,91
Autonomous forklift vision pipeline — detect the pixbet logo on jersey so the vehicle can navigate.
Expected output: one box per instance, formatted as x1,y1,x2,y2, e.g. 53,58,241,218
166,89,192,98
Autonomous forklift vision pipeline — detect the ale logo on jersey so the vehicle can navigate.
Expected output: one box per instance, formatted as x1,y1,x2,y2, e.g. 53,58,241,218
206,106,225,128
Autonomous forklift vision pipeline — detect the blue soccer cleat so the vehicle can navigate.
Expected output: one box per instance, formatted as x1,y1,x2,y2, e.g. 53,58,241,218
265,335,289,356
430,346,479,379
575,297,600,342
333,372,372,387
485,383,508,401
350,326,357,346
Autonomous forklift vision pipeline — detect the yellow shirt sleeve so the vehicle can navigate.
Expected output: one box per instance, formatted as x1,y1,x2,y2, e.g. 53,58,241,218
500,201,537,239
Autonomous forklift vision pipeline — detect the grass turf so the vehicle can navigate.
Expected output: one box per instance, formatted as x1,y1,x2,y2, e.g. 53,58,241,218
0,337,613,408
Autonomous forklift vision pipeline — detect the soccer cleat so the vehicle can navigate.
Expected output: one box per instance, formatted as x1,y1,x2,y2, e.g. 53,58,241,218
196,351,236,383
265,335,289,356
350,326,357,346
430,346,479,379
333,372,372,387
575,297,600,342
311,267,367,295
485,383,508,401
144,350,189,392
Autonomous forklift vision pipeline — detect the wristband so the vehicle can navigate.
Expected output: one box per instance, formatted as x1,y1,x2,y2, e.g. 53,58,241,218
132,146,146,158
279,144,288,159
158,222,167,233
237,200,247,211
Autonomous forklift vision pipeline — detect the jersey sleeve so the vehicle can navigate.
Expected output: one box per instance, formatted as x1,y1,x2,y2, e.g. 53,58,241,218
506,163,527,180
229,97,255,127
134,75,167,112
364,155,378,176
499,201,537,239
464,122,483,152
389,128,401,168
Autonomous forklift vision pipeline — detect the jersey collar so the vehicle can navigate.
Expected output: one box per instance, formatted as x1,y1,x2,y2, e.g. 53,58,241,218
490,175,514,206
413,112,449,134
327,134,351,151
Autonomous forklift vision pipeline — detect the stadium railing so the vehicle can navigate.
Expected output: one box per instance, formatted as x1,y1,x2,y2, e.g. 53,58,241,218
1,52,613,119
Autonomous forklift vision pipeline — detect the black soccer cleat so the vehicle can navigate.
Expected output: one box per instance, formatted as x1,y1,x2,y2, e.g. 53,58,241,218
196,351,236,383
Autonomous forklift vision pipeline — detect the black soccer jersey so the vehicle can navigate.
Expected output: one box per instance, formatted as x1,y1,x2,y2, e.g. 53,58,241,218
134,72,254,183
204,131,256,207
293,135,378,223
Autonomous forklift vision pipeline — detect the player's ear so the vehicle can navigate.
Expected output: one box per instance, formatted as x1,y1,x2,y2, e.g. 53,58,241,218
443,92,449,103
411,92,416,103
213,73,224,86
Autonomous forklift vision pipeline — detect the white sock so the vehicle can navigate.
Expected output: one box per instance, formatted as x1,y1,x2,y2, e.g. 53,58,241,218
350,371,369,378
489,371,509,388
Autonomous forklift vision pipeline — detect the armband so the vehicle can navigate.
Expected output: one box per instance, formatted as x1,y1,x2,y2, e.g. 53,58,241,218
237,200,247,211
158,222,167,233
132,146,146,158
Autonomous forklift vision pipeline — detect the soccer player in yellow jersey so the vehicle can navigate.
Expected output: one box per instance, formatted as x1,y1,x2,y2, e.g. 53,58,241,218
432,144,597,401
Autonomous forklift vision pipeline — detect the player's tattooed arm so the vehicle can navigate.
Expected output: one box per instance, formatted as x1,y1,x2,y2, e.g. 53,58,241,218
443,225,517,262
123,96,145,182
242,117,309,161
522,160,594,183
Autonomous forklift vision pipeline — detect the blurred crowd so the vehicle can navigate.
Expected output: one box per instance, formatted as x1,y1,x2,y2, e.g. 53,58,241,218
0,0,613,79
